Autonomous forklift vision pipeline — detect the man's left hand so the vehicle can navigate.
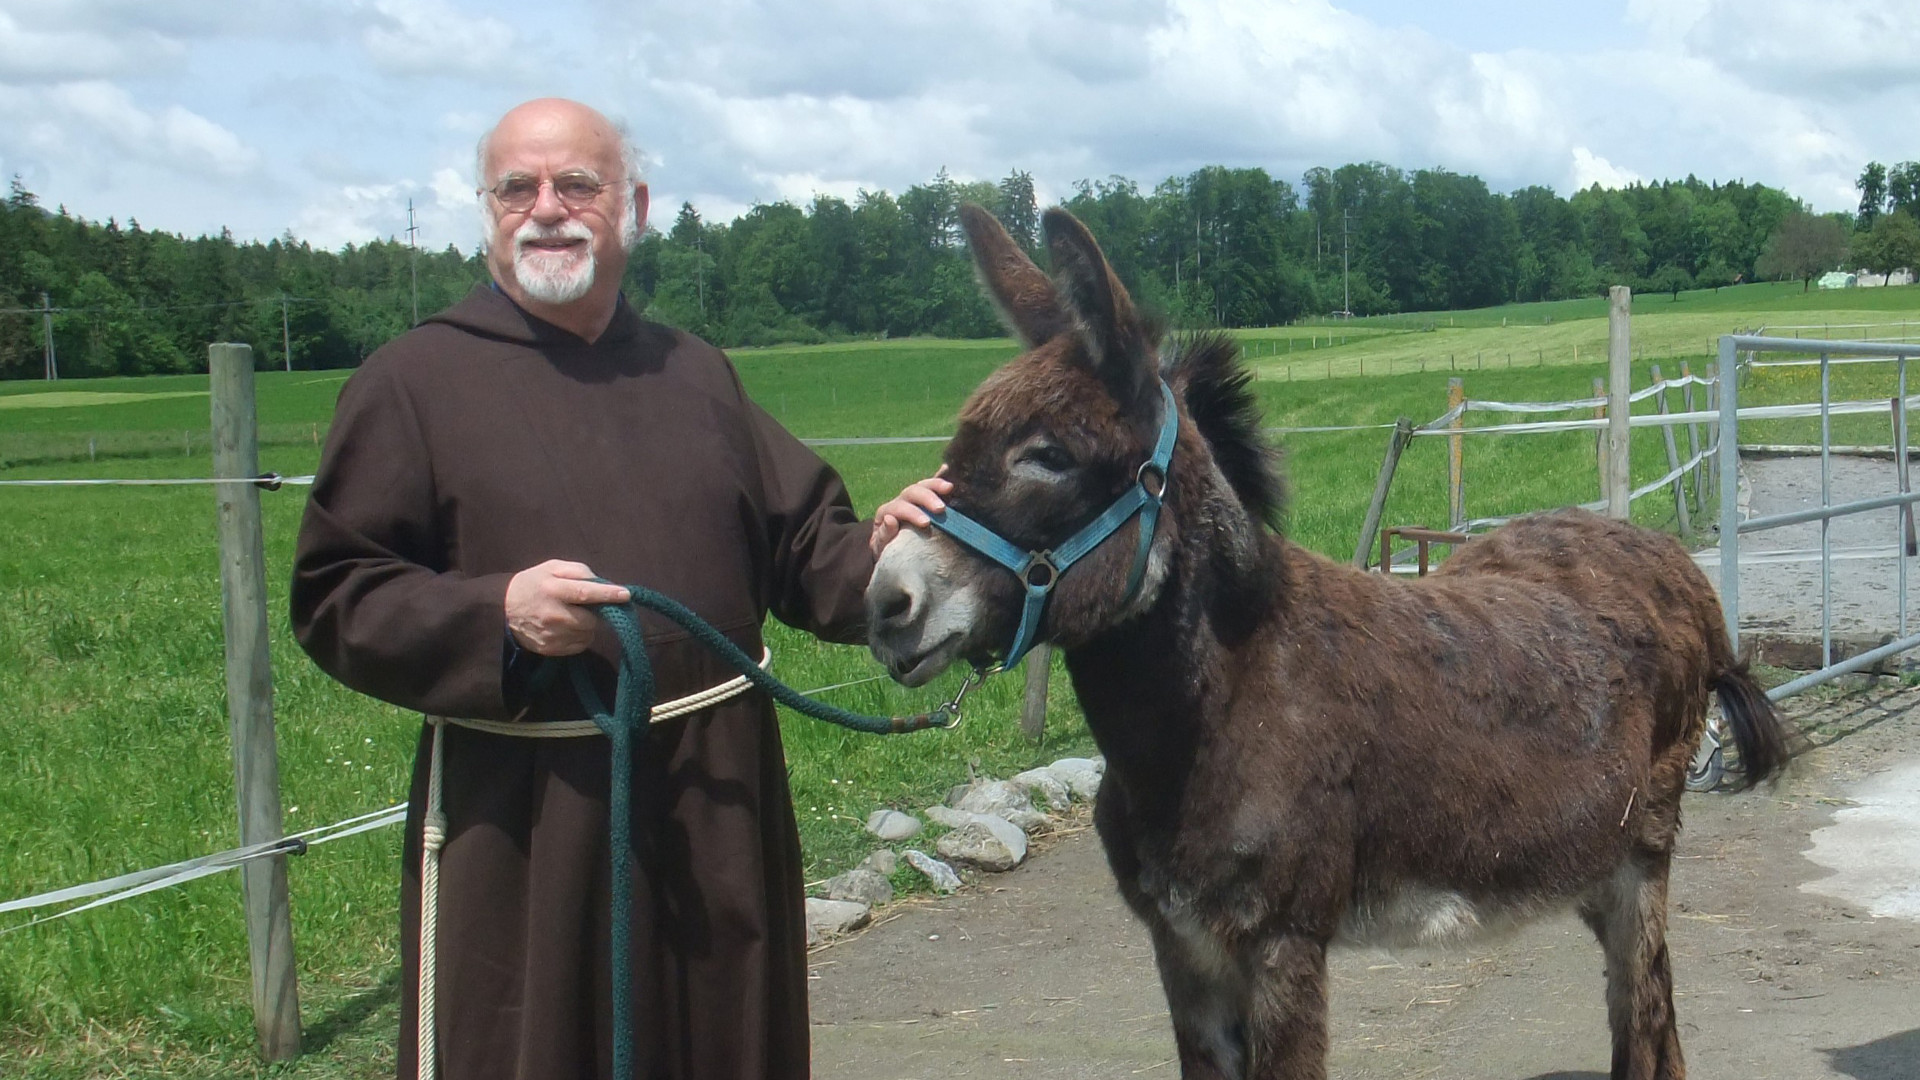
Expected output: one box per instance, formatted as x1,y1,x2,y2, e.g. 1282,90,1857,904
871,471,952,557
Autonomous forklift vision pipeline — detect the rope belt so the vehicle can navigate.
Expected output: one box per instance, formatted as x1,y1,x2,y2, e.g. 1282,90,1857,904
415,647,771,1080
414,585,975,1080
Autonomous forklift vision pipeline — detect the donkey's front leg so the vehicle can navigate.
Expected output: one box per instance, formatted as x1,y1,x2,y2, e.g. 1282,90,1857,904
1244,933,1331,1080
1145,917,1249,1080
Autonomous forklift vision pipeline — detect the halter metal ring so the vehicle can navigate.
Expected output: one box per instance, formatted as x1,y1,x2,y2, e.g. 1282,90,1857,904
1136,460,1167,499
1021,552,1059,592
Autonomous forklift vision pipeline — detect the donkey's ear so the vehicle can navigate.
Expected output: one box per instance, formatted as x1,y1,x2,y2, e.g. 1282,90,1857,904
1042,207,1153,408
959,203,1071,348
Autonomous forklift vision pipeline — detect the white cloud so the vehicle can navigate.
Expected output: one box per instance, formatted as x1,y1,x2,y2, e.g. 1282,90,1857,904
6,0,1918,249
1623,0,1713,45
612,0,1594,212
1678,0,1920,97
429,164,481,250
0,9,186,82
1568,147,1639,192
358,0,517,79
752,171,883,209
10,0,333,36
0,81,260,180
291,181,405,251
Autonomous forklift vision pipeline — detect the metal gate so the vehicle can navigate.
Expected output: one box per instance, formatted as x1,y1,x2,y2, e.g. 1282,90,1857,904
1692,333,1920,787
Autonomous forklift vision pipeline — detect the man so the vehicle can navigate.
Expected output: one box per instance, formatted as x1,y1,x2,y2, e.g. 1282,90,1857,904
291,98,947,1080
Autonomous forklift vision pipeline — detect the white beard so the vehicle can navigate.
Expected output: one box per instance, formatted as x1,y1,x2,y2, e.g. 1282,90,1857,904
511,219,596,304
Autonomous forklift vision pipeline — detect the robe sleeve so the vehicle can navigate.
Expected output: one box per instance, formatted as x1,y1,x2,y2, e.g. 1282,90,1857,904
289,358,517,720
745,396,875,646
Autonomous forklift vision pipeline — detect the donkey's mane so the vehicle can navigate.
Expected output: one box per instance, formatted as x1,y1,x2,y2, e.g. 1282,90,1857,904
1165,331,1285,531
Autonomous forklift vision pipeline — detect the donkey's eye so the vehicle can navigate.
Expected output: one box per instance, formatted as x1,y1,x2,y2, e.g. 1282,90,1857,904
1018,445,1075,473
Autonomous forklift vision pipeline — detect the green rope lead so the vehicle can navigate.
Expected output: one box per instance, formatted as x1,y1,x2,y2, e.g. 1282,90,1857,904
558,582,962,1080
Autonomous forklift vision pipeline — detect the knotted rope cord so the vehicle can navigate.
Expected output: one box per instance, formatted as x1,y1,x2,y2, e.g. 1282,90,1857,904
574,583,962,1080
418,721,446,1078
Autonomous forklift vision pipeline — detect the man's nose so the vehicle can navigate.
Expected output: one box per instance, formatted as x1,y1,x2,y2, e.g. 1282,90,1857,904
529,181,568,223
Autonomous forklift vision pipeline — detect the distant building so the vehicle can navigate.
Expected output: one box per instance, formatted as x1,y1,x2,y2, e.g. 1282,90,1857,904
1818,270,1856,289
1853,268,1915,288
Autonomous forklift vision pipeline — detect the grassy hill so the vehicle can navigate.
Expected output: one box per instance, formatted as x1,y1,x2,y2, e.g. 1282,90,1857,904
2,281,1917,1077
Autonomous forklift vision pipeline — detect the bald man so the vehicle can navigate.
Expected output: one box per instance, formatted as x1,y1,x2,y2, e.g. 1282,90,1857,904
292,99,947,1080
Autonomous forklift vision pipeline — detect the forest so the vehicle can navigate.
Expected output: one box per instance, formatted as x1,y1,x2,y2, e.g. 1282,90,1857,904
3,159,1917,378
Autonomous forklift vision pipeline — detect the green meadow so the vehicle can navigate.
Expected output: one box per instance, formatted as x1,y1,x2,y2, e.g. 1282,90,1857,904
2,281,1917,1077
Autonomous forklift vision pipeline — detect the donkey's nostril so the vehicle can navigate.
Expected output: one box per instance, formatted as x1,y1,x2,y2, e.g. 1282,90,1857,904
877,589,912,627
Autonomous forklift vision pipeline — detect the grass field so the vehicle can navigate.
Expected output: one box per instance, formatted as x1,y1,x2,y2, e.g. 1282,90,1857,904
2,280,1917,1077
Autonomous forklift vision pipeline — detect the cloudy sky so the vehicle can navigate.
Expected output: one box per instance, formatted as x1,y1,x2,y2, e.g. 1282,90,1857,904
2,0,1915,254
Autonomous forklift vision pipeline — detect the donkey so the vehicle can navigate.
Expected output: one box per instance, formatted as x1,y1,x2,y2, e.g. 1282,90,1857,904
866,204,1791,1080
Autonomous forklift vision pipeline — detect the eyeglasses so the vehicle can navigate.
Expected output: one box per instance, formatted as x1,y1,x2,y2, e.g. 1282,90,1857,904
482,171,622,213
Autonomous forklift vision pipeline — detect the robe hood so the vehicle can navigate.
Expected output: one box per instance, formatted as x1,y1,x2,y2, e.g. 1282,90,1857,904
427,281,645,348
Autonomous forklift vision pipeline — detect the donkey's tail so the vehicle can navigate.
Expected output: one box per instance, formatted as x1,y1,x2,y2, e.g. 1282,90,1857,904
1712,658,1792,789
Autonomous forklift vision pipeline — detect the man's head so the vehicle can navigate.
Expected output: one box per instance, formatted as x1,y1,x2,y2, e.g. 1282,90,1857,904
476,99,650,314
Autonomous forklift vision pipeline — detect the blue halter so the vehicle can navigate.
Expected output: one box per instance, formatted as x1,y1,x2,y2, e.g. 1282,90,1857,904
928,380,1178,670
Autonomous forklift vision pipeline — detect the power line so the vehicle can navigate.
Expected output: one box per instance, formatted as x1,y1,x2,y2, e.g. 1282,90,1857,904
0,296,326,317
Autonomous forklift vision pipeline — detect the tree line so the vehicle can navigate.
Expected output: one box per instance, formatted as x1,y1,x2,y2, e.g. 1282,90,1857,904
2,159,1915,379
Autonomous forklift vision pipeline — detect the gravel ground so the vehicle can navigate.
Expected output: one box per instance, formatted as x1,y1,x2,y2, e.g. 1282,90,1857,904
809,684,1920,1080
1699,453,1919,648
810,454,1920,1079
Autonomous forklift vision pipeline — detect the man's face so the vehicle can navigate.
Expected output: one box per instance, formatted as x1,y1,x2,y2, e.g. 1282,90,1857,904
480,107,647,309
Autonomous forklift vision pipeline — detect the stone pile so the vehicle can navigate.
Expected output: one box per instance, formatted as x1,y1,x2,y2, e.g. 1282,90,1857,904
802,755,1105,945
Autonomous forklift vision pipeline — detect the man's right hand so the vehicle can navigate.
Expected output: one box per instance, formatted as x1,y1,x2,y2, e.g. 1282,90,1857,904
505,560,632,656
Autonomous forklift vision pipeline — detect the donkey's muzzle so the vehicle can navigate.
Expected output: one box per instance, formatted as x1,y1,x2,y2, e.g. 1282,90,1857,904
866,531,977,688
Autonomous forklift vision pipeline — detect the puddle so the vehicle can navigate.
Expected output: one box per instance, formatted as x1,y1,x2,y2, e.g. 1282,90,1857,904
1801,759,1920,920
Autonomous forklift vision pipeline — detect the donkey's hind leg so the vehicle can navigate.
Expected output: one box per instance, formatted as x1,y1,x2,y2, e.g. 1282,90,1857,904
1579,852,1686,1080
1145,918,1249,1080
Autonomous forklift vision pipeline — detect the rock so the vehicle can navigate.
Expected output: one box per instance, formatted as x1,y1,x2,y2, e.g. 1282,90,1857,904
1011,768,1072,812
955,779,1049,833
821,867,893,908
805,897,870,944
865,809,922,841
904,849,961,893
934,815,1029,872
1048,756,1105,800
928,804,1043,841
922,804,971,829
861,849,898,877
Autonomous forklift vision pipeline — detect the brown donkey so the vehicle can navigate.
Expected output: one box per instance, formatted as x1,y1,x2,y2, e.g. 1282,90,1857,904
866,204,1791,1080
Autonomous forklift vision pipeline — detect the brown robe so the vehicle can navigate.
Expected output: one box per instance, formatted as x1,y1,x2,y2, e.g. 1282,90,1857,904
290,285,874,1080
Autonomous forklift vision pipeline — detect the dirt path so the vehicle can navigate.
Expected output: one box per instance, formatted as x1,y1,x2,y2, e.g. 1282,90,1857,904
1703,454,1919,644
809,683,1920,1080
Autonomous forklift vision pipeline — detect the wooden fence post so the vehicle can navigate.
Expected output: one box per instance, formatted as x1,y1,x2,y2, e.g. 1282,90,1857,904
1353,417,1415,568
210,342,302,1062
1606,286,1632,518
1446,378,1465,529
1651,365,1690,536
1679,360,1704,515
1021,644,1050,742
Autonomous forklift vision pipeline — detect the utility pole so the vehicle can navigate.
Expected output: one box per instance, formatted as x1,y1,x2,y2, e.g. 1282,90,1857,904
1341,209,1352,318
406,199,420,326
281,295,292,373
41,292,56,381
